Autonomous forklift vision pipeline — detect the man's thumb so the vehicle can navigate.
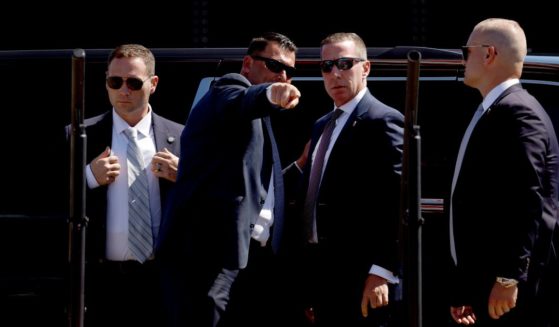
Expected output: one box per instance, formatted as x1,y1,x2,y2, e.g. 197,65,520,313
100,146,111,158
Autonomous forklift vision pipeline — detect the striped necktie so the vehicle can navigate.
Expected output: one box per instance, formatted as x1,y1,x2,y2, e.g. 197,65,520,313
124,128,153,263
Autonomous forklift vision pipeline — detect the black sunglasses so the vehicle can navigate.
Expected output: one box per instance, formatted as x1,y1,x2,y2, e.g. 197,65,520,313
106,76,151,91
461,45,492,61
251,55,296,78
320,57,366,73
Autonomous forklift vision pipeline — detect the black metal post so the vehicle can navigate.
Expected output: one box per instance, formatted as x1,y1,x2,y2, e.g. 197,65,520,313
399,50,423,327
68,48,87,327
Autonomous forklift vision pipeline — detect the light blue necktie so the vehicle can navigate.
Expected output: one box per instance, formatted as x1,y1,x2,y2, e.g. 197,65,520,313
449,104,485,264
124,128,153,263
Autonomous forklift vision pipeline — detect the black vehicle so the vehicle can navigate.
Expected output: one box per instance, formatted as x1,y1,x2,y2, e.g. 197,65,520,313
1,47,558,326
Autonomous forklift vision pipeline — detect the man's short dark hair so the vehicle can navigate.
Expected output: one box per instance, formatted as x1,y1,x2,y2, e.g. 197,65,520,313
247,32,297,55
108,44,156,76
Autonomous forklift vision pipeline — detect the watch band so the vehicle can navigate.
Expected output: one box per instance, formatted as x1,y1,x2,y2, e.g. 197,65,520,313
496,277,518,288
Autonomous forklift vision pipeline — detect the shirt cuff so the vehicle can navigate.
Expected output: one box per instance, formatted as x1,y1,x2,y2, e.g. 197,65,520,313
266,85,274,104
369,265,399,284
85,164,100,189
265,84,283,107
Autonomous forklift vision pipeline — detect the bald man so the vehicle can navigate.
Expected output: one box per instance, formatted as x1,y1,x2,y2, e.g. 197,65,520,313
448,18,559,326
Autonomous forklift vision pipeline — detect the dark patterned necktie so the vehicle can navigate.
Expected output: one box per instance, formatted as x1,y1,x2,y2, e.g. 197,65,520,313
303,109,343,242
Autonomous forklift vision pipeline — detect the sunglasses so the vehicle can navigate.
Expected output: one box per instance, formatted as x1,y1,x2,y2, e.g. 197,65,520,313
251,55,296,78
320,57,366,73
461,45,492,61
106,76,151,91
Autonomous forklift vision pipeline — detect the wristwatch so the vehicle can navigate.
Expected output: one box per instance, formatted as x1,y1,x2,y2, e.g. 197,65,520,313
496,277,518,288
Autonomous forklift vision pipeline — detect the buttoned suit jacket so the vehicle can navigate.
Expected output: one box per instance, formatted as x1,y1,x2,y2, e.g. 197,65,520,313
75,110,183,263
157,73,285,270
300,88,404,277
450,84,559,316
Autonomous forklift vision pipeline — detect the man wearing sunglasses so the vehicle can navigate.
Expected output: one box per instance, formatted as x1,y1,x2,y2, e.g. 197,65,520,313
295,32,404,327
156,32,301,327
72,44,184,327
449,18,559,327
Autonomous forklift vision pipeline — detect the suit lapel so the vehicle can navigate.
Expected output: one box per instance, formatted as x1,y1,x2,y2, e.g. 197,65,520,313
330,90,372,151
474,84,524,130
262,116,284,253
152,112,180,153
86,112,113,162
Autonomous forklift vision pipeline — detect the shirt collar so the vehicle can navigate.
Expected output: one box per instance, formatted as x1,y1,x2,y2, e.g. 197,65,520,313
113,105,153,137
335,87,367,115
482,78,520,111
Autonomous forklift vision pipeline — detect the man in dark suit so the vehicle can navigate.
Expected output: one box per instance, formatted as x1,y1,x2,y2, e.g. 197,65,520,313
70,44,183,327
449,18,559,326
156,32,301,327
296,32,404,327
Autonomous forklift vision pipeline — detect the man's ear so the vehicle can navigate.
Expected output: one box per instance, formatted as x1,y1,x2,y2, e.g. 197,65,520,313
362,60,371,78
241,55,252,76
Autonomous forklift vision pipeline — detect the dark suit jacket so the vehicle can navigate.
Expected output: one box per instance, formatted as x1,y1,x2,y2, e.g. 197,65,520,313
157,73,284,270
76,110,183,263
451,84,559,313
301,88,404,276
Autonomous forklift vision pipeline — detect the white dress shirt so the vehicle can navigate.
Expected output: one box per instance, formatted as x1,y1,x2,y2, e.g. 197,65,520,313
85,108,161,261
251,174,274,246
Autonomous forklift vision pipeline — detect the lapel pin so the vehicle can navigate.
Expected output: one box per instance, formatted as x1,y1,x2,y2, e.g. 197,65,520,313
167,136,175,144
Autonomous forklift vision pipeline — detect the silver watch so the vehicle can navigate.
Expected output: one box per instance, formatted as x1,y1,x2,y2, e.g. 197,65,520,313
496,277,518,288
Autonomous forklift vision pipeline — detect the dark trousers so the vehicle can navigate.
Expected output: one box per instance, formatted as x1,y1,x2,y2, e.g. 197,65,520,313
302,244,396,327
223,239,292,327
460,275,557,327
85,260,163,327
159,239,308,327
159,253,228,327
209,239,307,327
536,224,559,327
159,240,277,327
